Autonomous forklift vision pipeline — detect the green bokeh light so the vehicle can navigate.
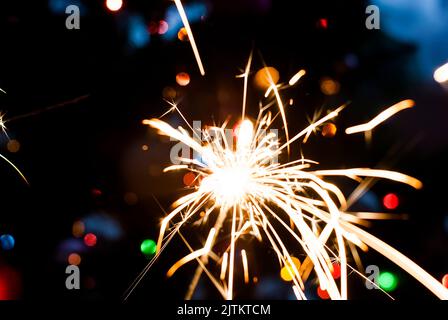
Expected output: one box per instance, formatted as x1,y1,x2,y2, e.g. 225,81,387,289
140,239,157,255
378,271,398,292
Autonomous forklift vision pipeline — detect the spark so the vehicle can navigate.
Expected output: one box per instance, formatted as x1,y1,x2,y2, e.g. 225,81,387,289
241,249,249,284
174,0,205,76
289,69,306,86
0,112,8,136
345,99,414,135
434,61,448,83
137,62,448,300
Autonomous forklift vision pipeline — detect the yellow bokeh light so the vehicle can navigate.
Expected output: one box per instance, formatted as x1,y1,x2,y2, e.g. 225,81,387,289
178,27,189,41
254,67,279,90
320,77,340,95
280,257,301,281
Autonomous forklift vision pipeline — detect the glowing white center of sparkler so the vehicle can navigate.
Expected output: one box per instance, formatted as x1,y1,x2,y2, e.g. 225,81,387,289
201,166,252,206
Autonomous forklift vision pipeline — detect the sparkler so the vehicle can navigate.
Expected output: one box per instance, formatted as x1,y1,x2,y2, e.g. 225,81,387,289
136,62,448,300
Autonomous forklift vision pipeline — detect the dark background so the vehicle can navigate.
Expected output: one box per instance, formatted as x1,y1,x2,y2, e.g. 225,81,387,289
0,0,447,301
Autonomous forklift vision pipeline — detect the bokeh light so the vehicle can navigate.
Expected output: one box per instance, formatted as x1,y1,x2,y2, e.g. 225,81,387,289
0,234,15,250
280,257,301,282
176,72,190,86
183,172,197,186
331,262,341,279
141,144,149,151
317,286,330,299
158,20,169,35
140,239,157,256
84,233,97,247
68,253,81,266
321,123,337,138
128,15,151,48
72,220,85,238
254,67,279,90
91,188,102,197
378,271,398,292
383,193,399,210
106,0,123,12
442,274,448,288
7,139,20,153
317,18,328,29
124,192,138,205
178,27,189,41
162,86,177,100
0,266,21,300
320,77,340,95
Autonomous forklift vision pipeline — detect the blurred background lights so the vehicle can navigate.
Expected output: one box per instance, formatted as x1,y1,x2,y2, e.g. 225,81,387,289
378,271,398,292
128,15,151,48
162,86,177,100
320,77,340,95
140,239,157,256
176,72,190,86
124,192,138,205
48,0,85,15
7,139,20,153
0,234,15,250
442,274,448,288
82,213,123,241
106,0,123,12
331,262,341,279
84,233,97,247
158,20,169,35
254,67,279,90
178,27,189,41
317,18,328,29
383,193,399,210
280,257,301,282
317,286,330,299
72,220,85,238
0,266,21,300
183,172,196,187
434,62,448,84
321,123,337,138
68,253,81,266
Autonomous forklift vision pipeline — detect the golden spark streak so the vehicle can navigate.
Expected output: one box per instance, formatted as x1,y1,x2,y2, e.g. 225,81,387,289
289,69,306,86
220,252,228,280
0,153,29,185
174,0,205,76
241,249,249,284
166,228,216,278
345,99,414,134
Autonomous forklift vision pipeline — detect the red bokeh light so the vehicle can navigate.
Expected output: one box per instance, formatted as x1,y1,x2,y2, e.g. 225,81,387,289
0,266,22,300
383,193,399,210
318,18,328,29
331,262,341,279
84,233,97,247
317,286,330,299
183,172,197,187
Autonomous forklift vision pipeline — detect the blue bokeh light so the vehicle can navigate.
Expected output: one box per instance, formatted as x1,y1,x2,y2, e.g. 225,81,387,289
128,15,151,48
371,0,448,81
0,234,15,250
